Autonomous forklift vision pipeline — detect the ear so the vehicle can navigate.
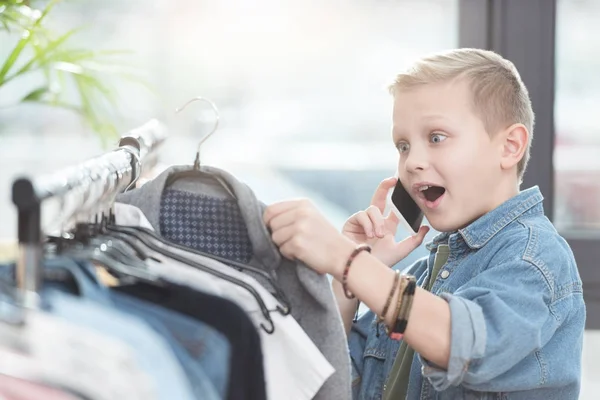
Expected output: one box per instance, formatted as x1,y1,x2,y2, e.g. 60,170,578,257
499,123,529,171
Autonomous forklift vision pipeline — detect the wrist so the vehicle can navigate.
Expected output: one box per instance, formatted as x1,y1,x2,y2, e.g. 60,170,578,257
329,237,358,281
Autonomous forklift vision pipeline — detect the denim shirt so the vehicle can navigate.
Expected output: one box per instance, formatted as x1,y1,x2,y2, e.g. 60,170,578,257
348,186,585,400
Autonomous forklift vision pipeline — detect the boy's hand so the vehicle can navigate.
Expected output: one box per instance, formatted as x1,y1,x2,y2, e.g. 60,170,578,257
342,177,429,266
264,199,356,276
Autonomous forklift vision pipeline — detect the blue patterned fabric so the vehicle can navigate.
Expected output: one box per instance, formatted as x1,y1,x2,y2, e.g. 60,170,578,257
160,189,254,264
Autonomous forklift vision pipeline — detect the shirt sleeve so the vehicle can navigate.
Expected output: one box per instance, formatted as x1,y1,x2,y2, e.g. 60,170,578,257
348,309,372,384
418,257,558,391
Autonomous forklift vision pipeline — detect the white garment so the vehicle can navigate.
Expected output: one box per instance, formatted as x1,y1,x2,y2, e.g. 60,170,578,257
114,203,336,400
0,306,156,400
114,203,155,231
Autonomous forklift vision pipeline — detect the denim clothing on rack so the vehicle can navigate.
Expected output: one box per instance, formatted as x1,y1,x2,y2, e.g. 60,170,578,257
0,289,156,400
109,290,231,398
51,257,228,400
47,291,206,399
348,187,585,400
115,281,266,400
0,258,219,400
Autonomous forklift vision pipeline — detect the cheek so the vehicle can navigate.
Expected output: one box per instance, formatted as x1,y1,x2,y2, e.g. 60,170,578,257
442,144,496,190
396,156,405,176
438,148,478,178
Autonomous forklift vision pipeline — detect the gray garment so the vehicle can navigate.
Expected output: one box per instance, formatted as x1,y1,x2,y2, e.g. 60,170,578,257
117,165,352,400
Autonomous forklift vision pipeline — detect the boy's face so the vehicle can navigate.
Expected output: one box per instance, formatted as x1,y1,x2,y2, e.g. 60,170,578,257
392,79,508,232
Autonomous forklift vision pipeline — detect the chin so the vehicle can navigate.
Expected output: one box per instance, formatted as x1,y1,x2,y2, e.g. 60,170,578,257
427,218,467,233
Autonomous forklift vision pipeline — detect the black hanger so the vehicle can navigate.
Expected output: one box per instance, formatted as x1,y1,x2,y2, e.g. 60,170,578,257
49,221,163,286
95,212,151,261
132,221,291,316
106,221,278,334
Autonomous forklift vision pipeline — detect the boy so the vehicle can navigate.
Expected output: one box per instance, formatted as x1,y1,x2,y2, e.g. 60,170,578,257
264,48,585,399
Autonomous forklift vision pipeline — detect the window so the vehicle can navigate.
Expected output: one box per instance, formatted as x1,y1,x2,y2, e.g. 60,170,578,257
0,0,458,239
554,0,600,238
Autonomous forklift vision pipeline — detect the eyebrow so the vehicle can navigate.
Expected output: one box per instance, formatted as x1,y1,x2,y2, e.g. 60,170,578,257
393,115,448,133
421,114,449,122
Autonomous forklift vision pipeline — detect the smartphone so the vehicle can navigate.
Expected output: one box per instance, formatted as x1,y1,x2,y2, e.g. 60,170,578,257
390,179,424,235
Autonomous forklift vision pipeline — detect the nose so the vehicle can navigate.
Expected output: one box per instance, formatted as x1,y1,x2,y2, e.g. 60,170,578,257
402,144,429,173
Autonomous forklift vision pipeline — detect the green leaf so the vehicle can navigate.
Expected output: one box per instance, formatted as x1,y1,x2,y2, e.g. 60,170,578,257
78,74,118,107
20,85,49,101
0,0,153,144
0,4,34,32
0,29,32,82
52,60,84,75
4,26,79,83
22,99,82,113
0,0,61,83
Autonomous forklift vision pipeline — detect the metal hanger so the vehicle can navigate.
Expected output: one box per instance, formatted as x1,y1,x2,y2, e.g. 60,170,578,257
164,96,233,193
49,161,163,284
163,97,291,312
175,96,220,170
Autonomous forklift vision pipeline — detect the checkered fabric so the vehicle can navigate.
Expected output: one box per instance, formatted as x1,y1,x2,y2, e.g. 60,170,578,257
159,188,254,263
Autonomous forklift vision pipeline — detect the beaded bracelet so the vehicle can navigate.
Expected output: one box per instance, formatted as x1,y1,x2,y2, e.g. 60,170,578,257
342,243,372,299
379,270,400,321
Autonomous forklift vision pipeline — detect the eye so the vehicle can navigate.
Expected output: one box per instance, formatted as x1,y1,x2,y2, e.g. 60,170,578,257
397,142,410,153
430,133,447,144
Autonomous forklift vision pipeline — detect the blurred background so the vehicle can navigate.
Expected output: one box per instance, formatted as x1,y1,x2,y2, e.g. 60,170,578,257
0,0,598,396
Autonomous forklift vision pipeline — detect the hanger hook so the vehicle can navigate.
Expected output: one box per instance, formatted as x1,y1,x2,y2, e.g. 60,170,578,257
175,97,220,170
121,146,141,192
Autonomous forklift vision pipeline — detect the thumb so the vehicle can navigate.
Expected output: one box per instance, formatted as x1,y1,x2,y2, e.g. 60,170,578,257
393,225,430,258
385,208,400,227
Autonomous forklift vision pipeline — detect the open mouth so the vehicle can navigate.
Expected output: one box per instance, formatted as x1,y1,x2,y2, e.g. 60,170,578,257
417,185,446,207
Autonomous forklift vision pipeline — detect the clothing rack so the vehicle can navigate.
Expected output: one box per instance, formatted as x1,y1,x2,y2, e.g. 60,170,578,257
11,119,167,307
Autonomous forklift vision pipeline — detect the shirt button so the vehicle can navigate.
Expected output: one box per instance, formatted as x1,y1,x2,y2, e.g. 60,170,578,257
440,270,450,279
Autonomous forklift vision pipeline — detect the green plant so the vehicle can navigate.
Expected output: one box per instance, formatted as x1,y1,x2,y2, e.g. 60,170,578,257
0,0,149,143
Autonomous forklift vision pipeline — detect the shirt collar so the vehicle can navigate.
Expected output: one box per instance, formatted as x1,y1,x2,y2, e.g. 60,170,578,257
425,186,544,251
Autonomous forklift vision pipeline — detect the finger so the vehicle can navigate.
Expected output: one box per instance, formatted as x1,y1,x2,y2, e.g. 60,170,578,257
415,225,430,239
271,224,296,247
279,241,298,261
385,207,400,226
370,177,398,213
410,225,430,245
268,208,300,231
350,211,375,238
272,225,301,260
365,206,385,238
264,199,306,225
393,225,430,258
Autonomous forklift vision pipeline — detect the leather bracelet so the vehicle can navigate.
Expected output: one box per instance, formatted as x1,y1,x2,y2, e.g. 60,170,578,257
389,275,417,341
385,275,408,336
376,270,400,337
342,243,372,299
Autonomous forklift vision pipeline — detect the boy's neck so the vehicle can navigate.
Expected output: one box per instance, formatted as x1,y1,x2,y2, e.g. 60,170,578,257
484,181,520,217
451,180,521,233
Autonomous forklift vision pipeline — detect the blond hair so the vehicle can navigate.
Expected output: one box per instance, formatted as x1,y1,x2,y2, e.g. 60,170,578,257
389,48,535,181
